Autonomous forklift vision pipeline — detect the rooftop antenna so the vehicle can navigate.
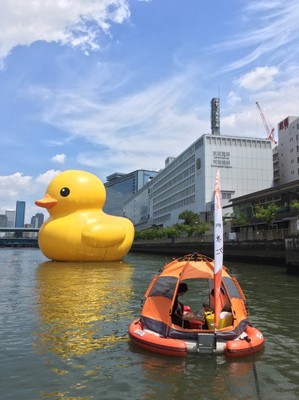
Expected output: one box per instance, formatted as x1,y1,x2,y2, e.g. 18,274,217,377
211,97,220,135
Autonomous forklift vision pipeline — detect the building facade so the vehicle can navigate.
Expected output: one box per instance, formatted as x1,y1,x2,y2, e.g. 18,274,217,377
0,214,7,227
228,179,299,235
277,116,299,185
5,210,16,228
15,201,26,228
123,179,154,230
104,170,158,216
124,134,274,229
273,146,280,186
31,213,44,228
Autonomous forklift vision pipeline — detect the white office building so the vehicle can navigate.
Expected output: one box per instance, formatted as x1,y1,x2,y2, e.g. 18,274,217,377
124,180,153,230
277,116,299,185
124,133,274,229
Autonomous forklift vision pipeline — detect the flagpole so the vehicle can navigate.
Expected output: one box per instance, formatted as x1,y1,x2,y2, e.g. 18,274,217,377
214,169,223,331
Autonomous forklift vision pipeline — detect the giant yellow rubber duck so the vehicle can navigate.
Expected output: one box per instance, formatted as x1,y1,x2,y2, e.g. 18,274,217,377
35,170,134,261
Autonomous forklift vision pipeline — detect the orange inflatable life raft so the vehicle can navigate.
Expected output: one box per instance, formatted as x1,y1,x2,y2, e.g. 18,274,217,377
129,253,264,358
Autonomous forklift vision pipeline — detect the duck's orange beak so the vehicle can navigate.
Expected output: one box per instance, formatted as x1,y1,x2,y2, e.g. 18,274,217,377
35,194,58,209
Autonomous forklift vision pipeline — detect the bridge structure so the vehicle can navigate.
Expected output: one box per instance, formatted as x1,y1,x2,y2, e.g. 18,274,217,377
0,227,39,247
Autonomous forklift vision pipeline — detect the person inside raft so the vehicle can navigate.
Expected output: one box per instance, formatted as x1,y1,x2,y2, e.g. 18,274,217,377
204,287,231,313
172,282,191,328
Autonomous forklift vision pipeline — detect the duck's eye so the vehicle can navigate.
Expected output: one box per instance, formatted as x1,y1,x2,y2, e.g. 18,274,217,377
60,187,70,197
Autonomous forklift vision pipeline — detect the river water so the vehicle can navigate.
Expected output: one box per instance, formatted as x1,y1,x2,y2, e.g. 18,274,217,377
0,248,298,400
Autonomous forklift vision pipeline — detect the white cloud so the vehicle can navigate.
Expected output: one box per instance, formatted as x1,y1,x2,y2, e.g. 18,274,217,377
0,173,32,201
222,109,257,135
237,66,279,91
51,153,66,164
223,63,299,139
0,170,63,222
32,72,207,176
245,1,284,13
226,91,242,107
211,1,299,73
35,170,61,187
0,0,130,65
0,172,33,216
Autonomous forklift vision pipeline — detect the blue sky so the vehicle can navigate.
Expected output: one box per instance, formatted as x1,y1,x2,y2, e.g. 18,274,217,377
1,0,299,223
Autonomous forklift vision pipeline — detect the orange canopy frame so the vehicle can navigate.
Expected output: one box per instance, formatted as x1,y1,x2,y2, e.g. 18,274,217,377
140,254,246,338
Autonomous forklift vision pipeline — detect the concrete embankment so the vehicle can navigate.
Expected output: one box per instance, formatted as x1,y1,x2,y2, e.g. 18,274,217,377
285,236,299,274
131,239,286,266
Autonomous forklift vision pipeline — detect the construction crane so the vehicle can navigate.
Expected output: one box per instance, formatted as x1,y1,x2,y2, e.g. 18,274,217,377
256,101,277,144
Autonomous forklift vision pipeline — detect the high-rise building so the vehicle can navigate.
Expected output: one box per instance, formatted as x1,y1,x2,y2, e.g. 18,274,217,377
5,209,15,228
104,170,158,216
31,213,44,228
277,116,299,185
0,214,7,227
15,201,26,228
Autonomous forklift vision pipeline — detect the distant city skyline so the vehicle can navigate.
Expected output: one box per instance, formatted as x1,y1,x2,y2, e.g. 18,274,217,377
0,201,45,228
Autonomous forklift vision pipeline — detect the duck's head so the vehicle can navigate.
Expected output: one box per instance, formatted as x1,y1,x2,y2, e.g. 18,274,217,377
35,170,106,216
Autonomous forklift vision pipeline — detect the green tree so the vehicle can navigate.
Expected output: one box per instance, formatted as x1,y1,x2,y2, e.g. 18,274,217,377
291,200,299,212
231,212,248,226
178,210,200,225
254,203,280,227
178,210,209,236
163,226,180,238
135,210,210,240
172,223,188,235
136,227,163,240
192,222,210,236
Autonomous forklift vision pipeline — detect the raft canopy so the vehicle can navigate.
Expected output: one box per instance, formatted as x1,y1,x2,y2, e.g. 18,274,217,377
147,254,244,301
146,274,243,305
140,254,245,334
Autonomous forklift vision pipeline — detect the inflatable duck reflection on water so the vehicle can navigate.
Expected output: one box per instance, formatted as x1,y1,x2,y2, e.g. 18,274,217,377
35,170,134,262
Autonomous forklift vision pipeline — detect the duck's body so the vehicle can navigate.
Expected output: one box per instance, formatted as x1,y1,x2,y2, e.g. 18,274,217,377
39,210,134,261
35,170,134,262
